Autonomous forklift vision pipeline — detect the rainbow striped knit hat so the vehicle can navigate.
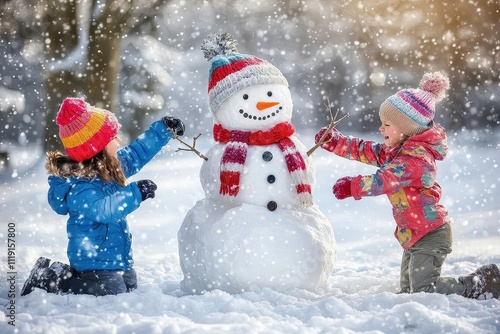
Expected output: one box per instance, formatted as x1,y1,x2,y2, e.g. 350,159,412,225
379,72,450,136
56,98,120,162
201,32,288,114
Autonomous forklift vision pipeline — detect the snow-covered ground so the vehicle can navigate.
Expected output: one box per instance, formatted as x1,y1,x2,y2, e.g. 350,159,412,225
1,128,499,333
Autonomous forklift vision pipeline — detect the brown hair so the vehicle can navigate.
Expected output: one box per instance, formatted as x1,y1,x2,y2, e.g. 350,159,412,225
82,151,127,186
46,150,126,187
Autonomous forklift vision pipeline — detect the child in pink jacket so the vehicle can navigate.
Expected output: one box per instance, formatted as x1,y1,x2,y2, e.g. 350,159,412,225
315,72,499,299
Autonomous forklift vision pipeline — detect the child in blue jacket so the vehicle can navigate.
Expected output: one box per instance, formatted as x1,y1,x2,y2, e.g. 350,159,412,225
21,97,184,296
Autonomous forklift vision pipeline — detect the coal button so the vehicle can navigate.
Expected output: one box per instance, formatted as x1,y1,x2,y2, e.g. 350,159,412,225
262,151,273,161
267,201,277,211
267,175,276,184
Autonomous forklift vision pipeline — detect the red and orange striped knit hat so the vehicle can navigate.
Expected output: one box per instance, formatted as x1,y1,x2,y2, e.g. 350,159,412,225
56,98,120,162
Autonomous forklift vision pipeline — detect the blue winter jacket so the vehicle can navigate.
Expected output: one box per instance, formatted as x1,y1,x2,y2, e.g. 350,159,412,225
47,121,173,272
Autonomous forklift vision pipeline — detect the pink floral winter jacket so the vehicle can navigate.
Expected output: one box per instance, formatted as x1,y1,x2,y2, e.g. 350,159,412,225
324,124,450,250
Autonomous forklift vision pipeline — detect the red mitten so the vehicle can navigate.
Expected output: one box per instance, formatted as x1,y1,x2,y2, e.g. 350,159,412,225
314,127,332,143
314,127,343,152
332,176,353,200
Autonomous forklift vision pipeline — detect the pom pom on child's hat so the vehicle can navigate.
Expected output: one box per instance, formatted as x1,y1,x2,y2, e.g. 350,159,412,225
56,97,120,162
379,72,450,136
201,32,289,114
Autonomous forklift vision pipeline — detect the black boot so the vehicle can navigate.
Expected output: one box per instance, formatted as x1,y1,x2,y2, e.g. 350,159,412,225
459,264,500,299
49,261,74,292
21,257,57,296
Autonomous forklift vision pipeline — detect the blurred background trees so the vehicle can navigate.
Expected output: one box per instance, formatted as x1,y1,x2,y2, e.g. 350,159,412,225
1,0,172,151
0,0,498,154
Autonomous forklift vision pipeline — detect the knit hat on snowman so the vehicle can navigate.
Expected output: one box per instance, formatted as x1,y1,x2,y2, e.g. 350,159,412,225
201,32,289,115
56,97,120,162
379,72,450,136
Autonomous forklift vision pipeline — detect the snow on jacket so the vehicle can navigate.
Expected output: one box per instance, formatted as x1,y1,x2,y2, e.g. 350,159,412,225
47,120,173,272
328,124,450,249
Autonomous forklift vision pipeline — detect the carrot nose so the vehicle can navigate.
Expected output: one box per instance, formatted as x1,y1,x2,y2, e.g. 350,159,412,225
256,101,279,111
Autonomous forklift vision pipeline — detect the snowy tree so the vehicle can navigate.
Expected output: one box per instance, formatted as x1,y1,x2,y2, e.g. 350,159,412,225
1,0,498,153
0,0,173,151
41,0,174,151
338,0,500,130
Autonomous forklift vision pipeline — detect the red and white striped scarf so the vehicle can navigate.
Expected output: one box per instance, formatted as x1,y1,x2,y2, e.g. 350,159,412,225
213,122,313,206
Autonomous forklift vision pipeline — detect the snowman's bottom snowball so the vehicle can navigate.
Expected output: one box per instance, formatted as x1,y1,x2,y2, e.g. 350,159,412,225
178,198,337,294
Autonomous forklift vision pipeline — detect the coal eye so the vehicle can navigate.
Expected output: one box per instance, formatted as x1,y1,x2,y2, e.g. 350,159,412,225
267,91,272,97
243,94,249,100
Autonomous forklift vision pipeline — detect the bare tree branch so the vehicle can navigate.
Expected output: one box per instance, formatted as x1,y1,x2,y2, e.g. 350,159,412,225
307,100,349,156
175,134,208,161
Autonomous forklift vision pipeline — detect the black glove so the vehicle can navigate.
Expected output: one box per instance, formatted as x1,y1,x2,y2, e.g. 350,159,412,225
162,116,185,136
136,179,157,201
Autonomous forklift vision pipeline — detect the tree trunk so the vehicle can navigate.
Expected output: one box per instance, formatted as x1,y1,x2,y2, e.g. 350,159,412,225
42,0,127,152
84,33,122,111
84,2,126,111
44,71,81,151
42,0,171,153
42,0,78,152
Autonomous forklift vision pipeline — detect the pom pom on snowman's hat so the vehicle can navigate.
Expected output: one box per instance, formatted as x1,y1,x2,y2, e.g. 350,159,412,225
201,32,238,61
201,32,288,114
379,72,450,136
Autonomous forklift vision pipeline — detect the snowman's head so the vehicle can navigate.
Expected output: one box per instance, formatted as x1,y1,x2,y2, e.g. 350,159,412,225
215,83,293,131
201,33,290,127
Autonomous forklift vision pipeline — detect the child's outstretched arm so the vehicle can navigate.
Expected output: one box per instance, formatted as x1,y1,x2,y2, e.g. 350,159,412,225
314,127,388,167
119,116,185,178
332,154,428,200
67,179,157,223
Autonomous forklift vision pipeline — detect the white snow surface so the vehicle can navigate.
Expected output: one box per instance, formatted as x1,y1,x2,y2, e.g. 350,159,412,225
1,129,499,333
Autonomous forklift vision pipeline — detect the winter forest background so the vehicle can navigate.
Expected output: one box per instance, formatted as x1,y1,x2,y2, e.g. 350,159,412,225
0,0,499,152
1,0,500,333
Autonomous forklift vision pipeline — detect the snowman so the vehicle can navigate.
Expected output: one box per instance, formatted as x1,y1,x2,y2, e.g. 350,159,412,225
178,33,336,294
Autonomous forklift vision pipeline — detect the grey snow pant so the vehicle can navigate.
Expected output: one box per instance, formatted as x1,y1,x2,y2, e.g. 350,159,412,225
400,223,466,295
60,268,137,296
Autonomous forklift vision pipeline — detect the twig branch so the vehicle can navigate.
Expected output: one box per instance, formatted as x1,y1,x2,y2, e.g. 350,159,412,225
307,100,349,156
175,134,208,161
